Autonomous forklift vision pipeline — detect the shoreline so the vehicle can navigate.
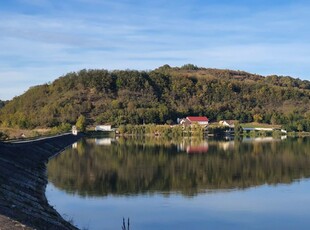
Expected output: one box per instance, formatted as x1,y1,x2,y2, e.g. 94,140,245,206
0,134,82,229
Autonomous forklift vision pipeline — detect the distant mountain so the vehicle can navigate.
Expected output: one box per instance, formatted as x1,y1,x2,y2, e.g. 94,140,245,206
0,64,310,131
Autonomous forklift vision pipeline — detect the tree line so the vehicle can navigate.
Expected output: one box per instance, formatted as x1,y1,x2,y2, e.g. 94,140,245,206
1,65,310,131
0,100,6,109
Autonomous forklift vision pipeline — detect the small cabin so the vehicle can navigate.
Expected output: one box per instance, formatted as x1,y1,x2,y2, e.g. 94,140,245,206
180,116,209,126
219,120,236,128
95,125,113,132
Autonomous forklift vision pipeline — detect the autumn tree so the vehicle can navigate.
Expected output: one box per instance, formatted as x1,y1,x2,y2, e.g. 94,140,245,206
76,115,86,132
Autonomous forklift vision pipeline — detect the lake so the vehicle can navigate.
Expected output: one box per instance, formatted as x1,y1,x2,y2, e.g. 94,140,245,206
46,136,310,230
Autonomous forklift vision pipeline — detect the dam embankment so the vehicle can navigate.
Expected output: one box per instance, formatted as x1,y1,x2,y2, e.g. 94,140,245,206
0,133,82,230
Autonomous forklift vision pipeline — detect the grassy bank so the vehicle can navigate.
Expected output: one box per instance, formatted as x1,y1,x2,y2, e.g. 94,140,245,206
241,122,281,129
2,122,308,141
0,127,51,140
287,131,310,137
116,124,207,137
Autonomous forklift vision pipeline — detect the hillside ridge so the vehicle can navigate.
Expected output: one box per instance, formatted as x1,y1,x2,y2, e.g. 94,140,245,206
1,65,310,132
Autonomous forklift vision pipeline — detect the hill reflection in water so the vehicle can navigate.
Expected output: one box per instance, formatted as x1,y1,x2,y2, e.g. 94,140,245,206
47,137,310,197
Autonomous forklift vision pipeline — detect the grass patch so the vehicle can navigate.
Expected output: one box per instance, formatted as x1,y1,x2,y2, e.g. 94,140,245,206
241,122,281,129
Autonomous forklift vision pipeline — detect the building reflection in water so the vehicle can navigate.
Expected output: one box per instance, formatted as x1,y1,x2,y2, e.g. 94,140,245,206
95,138,114,146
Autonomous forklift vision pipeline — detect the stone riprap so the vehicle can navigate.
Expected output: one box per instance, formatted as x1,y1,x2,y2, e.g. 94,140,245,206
0,134,82,230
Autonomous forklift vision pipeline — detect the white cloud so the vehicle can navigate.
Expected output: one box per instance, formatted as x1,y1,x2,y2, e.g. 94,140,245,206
0,1,310,100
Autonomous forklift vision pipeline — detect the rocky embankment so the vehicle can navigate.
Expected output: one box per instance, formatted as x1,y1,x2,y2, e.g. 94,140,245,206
0,134,82,230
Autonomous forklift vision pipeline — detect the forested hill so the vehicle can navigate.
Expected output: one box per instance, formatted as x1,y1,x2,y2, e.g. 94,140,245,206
0,100,6,109
1,64,310,131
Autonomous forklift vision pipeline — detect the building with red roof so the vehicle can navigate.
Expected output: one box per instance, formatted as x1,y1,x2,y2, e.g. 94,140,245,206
180,116,209,126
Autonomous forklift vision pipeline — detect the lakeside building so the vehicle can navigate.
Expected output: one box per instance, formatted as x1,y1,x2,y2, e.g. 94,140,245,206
95,125,114,132
219,120,236,128
72,126,78,135
179,116,209,126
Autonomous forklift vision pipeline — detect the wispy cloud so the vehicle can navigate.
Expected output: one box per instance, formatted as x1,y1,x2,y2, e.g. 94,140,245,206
17,0,51,7
0,0,310,99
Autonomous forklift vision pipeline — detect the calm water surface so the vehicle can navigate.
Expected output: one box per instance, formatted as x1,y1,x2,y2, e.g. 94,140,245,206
46,137,310,230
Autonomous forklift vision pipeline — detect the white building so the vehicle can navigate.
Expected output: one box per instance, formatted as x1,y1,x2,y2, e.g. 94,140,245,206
219,120,236,128
95,125,113,131
72,126,78,135
179,116,209,126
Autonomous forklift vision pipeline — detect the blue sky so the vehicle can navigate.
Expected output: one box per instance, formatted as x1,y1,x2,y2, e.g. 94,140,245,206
1,0,310,100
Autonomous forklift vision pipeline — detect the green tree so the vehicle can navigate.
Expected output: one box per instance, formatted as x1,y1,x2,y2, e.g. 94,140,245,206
180,64,199,70
253,114,263,123
234,121,243,136
76,115,86,132
297,123,304,132
1,66,310,129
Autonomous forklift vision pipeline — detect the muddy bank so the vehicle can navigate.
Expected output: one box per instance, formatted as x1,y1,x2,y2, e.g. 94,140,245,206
0,134,82,230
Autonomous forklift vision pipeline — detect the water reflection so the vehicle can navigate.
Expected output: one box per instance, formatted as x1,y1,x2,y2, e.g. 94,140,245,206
95,138,114,146
47,137,310,197
177,138,209,154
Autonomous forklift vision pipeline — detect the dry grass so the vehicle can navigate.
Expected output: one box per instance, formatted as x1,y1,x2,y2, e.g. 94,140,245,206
241,122,281,129
0,127,51,140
